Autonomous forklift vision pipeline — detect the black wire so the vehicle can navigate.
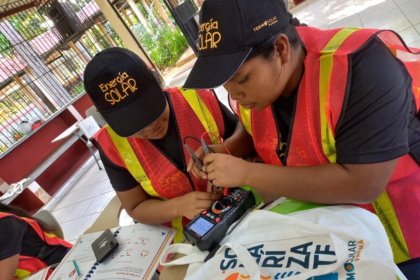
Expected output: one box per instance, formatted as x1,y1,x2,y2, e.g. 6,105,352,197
183,135,201,145
183,135,216,153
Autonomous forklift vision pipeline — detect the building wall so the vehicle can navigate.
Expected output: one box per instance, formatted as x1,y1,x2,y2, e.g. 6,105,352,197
0,94,94,212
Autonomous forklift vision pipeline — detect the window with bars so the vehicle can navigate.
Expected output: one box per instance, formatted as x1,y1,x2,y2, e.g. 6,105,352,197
0,0,124,156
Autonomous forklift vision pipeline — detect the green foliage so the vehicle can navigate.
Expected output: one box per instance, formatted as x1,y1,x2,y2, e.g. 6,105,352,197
132,20,189,70
9,12,48,41
90,27,112,50
81,34,100,55
0,33,13,58
0,10,49,58
104,22,126,48
0,145,7,153
71,83,85,96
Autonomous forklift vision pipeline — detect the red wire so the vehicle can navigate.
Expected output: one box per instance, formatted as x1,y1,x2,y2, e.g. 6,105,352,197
200,131,231,155
223,188,229,196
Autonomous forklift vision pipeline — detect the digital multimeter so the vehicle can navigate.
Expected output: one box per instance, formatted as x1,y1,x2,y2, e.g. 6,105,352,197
183,188,255,252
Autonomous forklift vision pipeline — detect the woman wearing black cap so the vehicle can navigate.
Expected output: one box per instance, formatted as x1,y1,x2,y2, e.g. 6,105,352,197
83,48,249,243
184,0,420,277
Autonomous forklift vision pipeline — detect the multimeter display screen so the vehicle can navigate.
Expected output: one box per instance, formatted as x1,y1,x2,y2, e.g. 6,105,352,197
189,217,214,236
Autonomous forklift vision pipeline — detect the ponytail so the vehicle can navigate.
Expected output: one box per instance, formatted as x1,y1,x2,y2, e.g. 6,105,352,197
0,202,56,233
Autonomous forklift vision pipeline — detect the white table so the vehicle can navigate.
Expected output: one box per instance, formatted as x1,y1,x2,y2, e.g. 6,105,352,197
51,121,82,143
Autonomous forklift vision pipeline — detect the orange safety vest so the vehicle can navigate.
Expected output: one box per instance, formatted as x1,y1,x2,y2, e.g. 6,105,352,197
0,212,72,280
231,27,420,264
93,87,225,243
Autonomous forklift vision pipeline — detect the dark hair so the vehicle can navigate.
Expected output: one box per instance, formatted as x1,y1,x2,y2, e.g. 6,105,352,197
0,202,55,233
246,14,303,62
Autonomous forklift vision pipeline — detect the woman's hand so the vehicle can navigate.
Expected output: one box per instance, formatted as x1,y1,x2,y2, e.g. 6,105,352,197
174,191,221,220
203,154,251,187
186,146,207,179
186,144,229,179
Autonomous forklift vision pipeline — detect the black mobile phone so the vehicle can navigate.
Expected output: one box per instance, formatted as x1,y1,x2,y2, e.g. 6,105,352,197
91,229,119,263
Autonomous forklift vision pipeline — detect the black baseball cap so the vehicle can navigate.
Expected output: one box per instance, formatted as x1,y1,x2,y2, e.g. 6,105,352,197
84,48,166,137
184,0,289,89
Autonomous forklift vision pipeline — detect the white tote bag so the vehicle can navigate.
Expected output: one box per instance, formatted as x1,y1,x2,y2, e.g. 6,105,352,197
160,206,396,280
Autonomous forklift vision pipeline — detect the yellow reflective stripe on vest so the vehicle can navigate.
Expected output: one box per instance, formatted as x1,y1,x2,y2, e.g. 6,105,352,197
239,105,253,137
105,125,162,199
373,192,410,263
319,29,411,263
171,217,184,243
15,268,32,279
106,126,185,242
178,87,220,143
319,28,359,163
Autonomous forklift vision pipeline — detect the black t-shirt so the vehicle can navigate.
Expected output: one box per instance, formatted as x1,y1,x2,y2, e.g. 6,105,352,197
273,37,417,165
0,216,69,265
93,91,238,192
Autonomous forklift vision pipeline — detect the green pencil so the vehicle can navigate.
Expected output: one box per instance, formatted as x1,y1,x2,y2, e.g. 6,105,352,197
72,260,82,276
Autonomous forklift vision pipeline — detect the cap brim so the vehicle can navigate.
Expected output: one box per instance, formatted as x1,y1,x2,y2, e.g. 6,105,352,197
100,80,166,138
183,48,252,89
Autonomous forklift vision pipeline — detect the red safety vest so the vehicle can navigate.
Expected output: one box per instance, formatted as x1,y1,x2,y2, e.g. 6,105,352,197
93,87,225,242
231,27,420,264
0,212,72,280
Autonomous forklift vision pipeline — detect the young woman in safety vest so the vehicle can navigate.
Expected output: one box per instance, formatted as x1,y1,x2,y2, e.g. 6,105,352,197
0,203,72,280
84,48,247,243
184,0,420,277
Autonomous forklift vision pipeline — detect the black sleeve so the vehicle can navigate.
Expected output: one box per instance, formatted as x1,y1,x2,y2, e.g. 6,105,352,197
91,139,139,192
218,100,238,139
0,217,24,261
335,37,413,164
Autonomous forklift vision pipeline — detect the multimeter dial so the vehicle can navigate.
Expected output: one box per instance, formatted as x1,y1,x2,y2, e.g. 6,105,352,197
212,197,234,214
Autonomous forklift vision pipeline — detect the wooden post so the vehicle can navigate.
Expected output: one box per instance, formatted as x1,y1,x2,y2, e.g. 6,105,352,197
139,0,151,14
94,0,155,69
127,0,153,34
153,0,171,25
121,8,134,26
95,19,118,47
68,41,89,65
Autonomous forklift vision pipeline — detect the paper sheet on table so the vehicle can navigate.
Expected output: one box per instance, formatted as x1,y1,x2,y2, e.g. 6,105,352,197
49,223,175,280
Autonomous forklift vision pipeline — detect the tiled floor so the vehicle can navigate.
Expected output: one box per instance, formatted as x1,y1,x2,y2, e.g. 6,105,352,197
44,0,420,244
291,0,420,48
42,156,115,244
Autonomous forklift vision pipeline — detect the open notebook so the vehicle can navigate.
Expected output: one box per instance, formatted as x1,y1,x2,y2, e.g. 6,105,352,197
45,223,175,280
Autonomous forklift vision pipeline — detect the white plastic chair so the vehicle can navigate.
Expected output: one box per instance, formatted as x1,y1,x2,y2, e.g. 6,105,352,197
33,209,65,240
84,194,122,234
85,106,107,127
77,116,102,170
